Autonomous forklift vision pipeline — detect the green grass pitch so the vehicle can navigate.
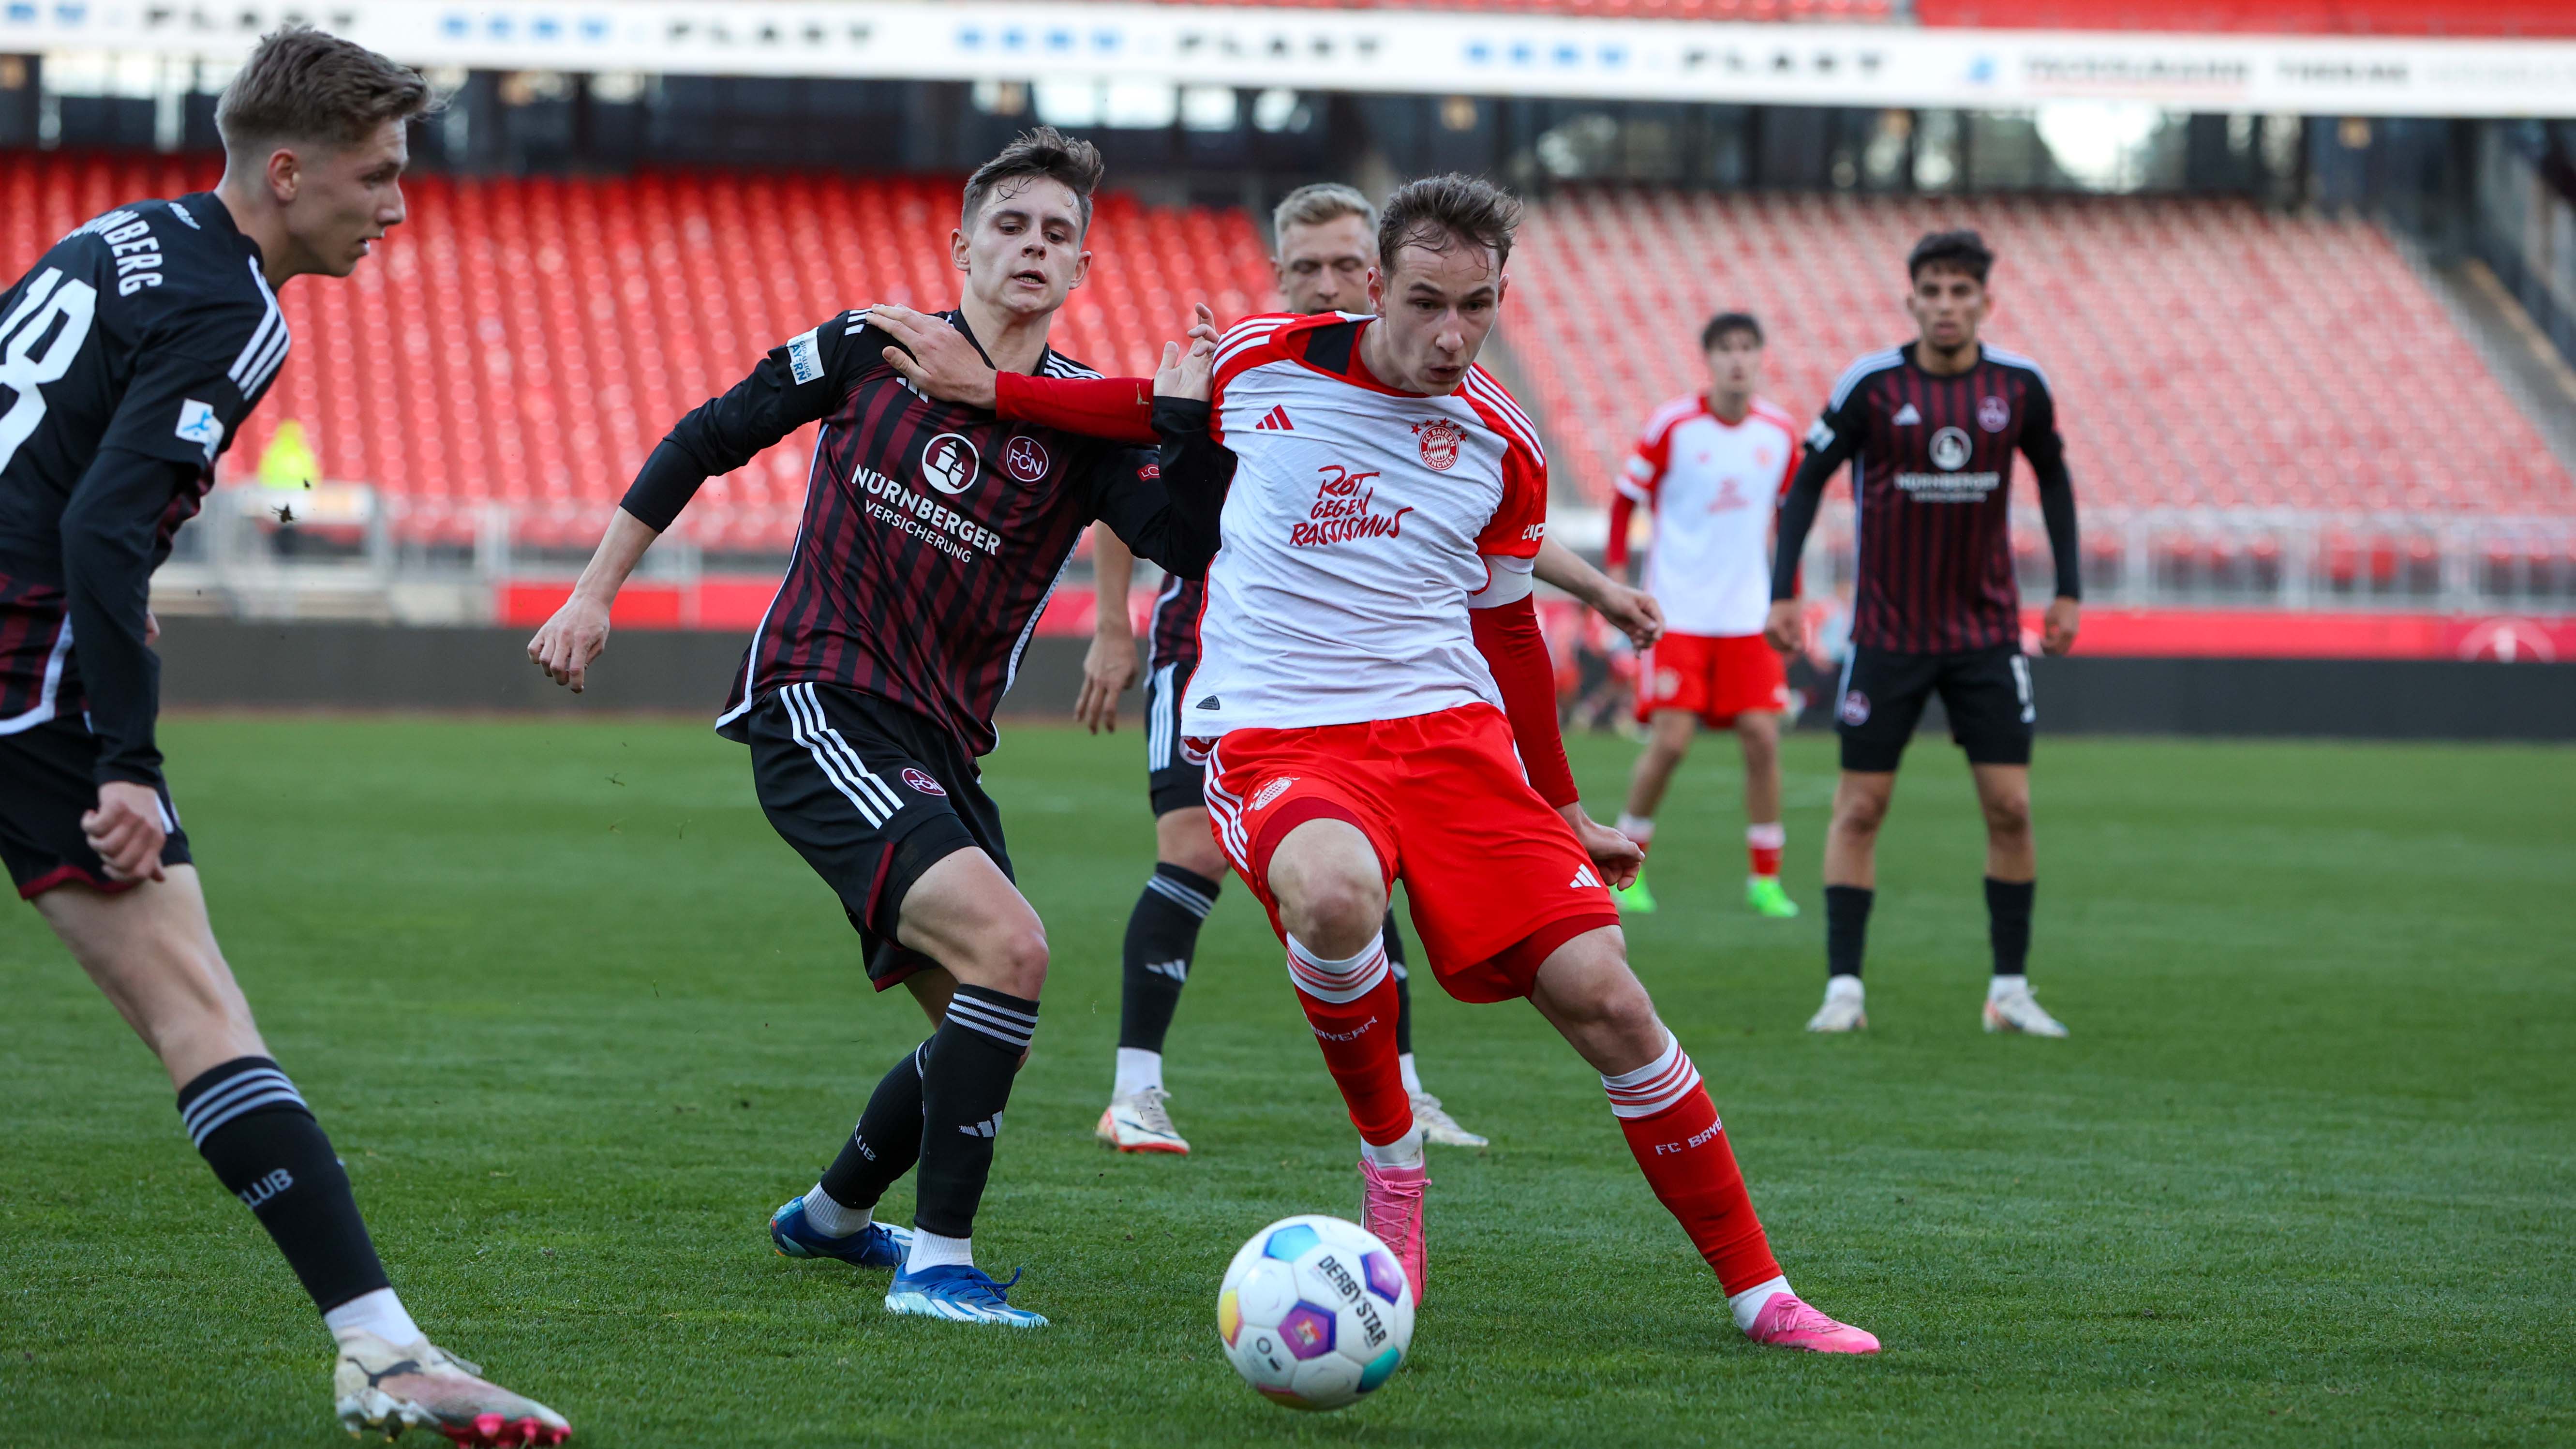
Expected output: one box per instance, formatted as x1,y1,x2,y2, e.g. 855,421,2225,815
3,716,2570,1447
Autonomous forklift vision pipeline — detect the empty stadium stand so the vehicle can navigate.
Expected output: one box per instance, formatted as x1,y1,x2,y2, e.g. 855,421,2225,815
1507,189,2576,598
0,152,1276,554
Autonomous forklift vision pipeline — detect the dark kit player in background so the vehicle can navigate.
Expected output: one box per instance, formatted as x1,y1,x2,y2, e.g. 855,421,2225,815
0,27,569,1446
1766,229,2082,1039
527,127,1219,1329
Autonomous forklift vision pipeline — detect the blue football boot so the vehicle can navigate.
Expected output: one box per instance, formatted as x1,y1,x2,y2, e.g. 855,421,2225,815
883,1264,1048,1328
769,1195,912,1269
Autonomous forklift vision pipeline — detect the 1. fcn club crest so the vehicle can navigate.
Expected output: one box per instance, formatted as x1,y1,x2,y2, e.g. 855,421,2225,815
1413,417,1465,472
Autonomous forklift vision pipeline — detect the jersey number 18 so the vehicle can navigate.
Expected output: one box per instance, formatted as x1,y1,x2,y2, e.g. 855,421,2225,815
0,268,102,475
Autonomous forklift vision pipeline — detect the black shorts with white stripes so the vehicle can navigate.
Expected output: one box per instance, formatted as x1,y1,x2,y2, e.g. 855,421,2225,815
744,682,1011,991
1832,643,2035,773
1140,651,1206,817
0,715,191,898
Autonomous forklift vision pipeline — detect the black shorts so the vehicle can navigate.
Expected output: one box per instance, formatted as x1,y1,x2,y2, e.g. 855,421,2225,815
745,682,1011,991
1140,654,1205,817
0,716,191,898
1833,643,2036,773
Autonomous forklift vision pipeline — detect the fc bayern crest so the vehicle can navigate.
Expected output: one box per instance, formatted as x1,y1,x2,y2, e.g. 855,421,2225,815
1977,394,2011,433
1004,435,1050,483
900,767,948,797
1413,417,1466,472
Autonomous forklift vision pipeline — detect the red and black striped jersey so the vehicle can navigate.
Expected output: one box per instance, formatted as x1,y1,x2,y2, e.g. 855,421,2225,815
1144,574,1205,681
624,309,1214,756
1800,342,2069,654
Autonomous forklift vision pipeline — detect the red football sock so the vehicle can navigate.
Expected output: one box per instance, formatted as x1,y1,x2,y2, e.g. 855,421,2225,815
1287,936,1413,1147
1747,822,1785,880
1604,1037,1783,1294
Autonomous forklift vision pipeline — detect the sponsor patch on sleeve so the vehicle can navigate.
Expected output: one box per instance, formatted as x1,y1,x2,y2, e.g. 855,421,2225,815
175,399,225,462
785,328,823,385
1805,418,1837,451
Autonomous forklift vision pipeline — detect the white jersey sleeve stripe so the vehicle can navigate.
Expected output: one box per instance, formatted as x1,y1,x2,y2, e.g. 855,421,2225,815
1460,373,1543,464
1981,346,2052,390
1828,348,1905,410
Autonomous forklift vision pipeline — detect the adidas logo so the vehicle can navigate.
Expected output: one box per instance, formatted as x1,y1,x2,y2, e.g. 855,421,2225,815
1194,695,1220,710
1571,865,1603,889
958,1112,1005,1138
1145,958,1189,983
1891,403,1921,426
1253,405,1294,432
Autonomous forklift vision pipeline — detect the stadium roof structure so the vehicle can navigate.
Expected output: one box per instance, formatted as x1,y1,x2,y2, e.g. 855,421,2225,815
8,0,2575,117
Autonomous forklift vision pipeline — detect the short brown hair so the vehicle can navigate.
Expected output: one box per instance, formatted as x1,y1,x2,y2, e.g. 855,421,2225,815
1377,173,1522,277
216,26,434,153
1271,183,1375,244
962,126,1105,237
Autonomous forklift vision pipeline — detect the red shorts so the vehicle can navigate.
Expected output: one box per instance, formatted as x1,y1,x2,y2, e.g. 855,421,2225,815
1635,631,1791,726
1202,703,1619,1003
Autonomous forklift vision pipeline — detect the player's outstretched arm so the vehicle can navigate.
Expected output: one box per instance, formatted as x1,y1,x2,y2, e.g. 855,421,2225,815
1534,536,1661,650
1079,528,1141,733
528,508,657,693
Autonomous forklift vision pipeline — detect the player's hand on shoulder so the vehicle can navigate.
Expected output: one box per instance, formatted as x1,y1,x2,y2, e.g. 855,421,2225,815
1154,340,1213,403
1563,807,1644,891
528,592,612,693
1594,583,1663,651
1075,627,1140,734
871,303,997,409
2041,596,2079,656
1763,599,1803,657
82,781,168,883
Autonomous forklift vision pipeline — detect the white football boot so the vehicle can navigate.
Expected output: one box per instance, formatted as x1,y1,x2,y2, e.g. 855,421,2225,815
1095,1087,1190,1154
333,1331,570,1445
1407,1091,1489,1151
1805,976,1867,1033
1983,979,2069,1037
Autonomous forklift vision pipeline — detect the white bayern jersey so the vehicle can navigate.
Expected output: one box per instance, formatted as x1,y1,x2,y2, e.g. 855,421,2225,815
1182,311,1550,736
1621,394,1802,637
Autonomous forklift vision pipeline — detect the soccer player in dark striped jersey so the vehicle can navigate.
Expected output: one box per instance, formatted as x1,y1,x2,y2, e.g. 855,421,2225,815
1766,229,2081,1039
527,128,1218,1329
0,30,569,1445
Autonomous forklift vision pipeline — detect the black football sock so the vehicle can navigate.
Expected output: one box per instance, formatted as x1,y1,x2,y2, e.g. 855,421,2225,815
1384,909,1415,1058
912,985,1038,1240
818,1037,931,1211
179,1056,389,1315
1117,864,1219,1054
1824,885,1874,980
1986,877,2035,976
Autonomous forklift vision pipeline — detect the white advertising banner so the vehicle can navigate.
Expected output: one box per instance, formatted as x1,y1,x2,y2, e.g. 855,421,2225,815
6,0,2574,118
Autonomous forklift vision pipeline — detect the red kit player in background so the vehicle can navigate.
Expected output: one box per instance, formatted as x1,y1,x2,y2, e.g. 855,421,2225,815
1603,311,1804,922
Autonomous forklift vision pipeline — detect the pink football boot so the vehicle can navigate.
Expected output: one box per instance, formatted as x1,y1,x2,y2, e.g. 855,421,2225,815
1746,1292,1881,1354
1357,1157,1429,1306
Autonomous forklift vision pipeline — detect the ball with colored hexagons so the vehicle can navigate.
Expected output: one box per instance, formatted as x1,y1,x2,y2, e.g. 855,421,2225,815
1217,1214,1414,1411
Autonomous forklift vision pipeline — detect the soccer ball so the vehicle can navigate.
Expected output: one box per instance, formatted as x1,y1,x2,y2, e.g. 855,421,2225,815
1216,1214,1414,1411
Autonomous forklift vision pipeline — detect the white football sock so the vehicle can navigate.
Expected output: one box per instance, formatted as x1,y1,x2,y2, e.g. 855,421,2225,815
1616,813,1655,844
1398,1052,1424,1096
1360,1128,1425,1170
1989,973,2028,1001
1746,821,1786,849
800,1183,870,1238
324,1287,423,1349
1114,1047,1164,1099
903,1227,973,1274
1826,974,1864,1002
1728,1274,1793,1331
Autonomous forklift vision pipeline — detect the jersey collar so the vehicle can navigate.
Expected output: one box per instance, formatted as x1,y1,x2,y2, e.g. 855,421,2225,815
179,191,267,272
943,307,1069,382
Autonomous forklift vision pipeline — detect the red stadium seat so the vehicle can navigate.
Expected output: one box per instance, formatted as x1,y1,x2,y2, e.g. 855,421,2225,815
0,155,1274,548
1508,189,2576,520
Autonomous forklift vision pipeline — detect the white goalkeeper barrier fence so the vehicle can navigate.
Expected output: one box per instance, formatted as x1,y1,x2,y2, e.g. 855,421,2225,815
152,488,2576,624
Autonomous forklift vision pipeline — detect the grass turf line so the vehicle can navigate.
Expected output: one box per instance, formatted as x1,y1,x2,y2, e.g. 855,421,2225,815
1,717,2569,1447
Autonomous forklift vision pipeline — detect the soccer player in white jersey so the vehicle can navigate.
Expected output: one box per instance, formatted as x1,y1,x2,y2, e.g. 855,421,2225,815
1159,176,1875,1350
1603,311,1803,920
